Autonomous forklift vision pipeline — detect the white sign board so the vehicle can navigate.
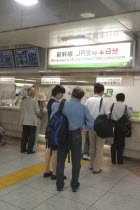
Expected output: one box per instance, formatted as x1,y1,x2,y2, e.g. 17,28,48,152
41,77,60,85
48,42,132,68
96,77,122,86
0,77,15,84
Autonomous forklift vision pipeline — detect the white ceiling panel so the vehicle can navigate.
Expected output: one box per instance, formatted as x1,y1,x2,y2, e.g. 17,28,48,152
100,0,134,13
21,1,69,28
135,0,140,11
115,11,140,31
0,0,137,33
0,15,132,48
0,0,21,31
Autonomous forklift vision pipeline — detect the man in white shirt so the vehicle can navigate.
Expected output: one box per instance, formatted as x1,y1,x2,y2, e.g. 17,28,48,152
85,83,110,174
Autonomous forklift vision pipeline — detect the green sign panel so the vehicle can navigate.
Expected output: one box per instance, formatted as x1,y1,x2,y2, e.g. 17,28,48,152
48,43,132,69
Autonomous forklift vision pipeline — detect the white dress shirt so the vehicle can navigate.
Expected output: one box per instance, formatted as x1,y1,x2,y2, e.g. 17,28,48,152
110,101,132,121
85,95,110,120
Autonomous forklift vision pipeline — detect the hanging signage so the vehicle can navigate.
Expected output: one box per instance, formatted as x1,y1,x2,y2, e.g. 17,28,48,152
0,77,15,84
48,42,132,69
96,77,122,86
41,77,60,85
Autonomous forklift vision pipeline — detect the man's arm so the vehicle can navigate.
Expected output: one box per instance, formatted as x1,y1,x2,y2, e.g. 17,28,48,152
0,130,6,144
34,99,40,116
104,101,110,118
50,103,59,119
84,106,94,131
127,107,132,118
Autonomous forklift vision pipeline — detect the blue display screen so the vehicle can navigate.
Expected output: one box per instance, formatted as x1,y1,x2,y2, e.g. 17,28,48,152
0,51,14,68
15,49,39,67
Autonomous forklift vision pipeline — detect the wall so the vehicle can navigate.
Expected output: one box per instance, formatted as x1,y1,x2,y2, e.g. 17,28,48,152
61,76,140,111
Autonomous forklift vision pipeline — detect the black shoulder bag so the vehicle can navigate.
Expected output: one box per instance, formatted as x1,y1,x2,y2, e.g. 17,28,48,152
94,99,114,138
115,105,131,138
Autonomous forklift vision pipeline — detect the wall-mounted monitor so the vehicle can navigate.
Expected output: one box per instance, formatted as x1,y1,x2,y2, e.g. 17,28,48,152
14,48,39,68
0,50,14,68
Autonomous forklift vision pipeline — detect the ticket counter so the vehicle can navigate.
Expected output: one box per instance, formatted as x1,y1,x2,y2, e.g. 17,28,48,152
0,106,140,160
0,106,48,139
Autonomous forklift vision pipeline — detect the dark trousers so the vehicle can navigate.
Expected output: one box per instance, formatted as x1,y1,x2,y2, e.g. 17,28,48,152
21,125,36,152
56,130,82,189
84,131,90,156
111,128,125,164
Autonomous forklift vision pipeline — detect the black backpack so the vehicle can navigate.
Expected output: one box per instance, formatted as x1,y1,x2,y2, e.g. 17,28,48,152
45,101,68,147
115,105,131,137
94,99,114,138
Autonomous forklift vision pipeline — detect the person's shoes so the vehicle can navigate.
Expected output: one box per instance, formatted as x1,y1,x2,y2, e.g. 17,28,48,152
51,175,56,180
83,154,88,160
21,150,27,153
89,168,93,170
1,142,7,146
118,162,123,165
87,156,90,160
93,169,102,174
27,151,36,154
57,187,63,191
51,175,67,180
43,171,52,178
72,187,79,192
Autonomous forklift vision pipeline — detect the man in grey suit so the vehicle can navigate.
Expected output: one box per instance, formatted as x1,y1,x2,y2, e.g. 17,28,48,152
20,87,40,154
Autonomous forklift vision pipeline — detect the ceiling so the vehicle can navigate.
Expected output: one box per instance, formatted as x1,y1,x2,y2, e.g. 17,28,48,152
0,0,140,49
1,0,140,82
0,0,140,33
0,13,137,49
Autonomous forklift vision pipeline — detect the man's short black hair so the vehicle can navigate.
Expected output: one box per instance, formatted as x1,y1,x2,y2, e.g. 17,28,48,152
72,87,85,99
94,83,104,94
116,93,125,102
52,85,65,96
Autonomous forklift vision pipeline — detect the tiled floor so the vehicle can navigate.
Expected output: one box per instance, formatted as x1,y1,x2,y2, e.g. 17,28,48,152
0,139,140,210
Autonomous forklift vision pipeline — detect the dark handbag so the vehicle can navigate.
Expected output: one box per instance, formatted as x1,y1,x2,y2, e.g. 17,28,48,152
115,105,131,138
94,99,114,139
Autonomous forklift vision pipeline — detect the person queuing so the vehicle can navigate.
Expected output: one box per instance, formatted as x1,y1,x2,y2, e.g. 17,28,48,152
44,85,66,180
83,131,90,160
0,127,7,145
110,93,132,164
20,87,40,154
51,87,94,192
85,83,110,174
34,93,47,148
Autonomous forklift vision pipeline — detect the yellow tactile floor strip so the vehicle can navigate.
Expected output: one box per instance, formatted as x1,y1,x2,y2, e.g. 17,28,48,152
0,156,88,190
39,154,89,164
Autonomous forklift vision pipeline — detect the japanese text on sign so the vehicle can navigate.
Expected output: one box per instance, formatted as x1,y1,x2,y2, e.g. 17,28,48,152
48,43,132,68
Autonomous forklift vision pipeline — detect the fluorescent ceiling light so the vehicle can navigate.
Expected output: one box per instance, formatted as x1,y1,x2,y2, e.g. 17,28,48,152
62,36,92,46
25,79,36,82
0,77,14,80
14,0,38,6
69,38,90,46
77,81,89,83
81,13,95,18
15,79,36,82
16,83,33,86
